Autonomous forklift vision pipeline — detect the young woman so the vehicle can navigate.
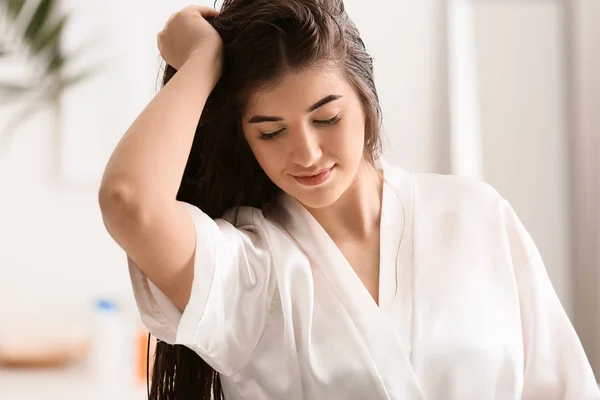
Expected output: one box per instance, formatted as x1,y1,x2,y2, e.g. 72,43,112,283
98,1,600,399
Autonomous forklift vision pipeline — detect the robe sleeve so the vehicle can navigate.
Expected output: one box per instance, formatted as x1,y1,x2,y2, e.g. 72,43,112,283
503,202,600,399
127,202,277,376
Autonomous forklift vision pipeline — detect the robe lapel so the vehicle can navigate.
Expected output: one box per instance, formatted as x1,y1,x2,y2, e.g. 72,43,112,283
276,161,423,399
378,160,416,360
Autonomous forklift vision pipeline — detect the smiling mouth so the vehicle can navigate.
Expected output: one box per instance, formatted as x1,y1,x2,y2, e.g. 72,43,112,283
292,166,334,186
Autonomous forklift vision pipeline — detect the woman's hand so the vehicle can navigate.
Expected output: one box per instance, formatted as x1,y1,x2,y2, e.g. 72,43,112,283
157,6,223,82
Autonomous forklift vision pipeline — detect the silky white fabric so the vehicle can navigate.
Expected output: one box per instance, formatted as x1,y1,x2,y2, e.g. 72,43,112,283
128,161,600,399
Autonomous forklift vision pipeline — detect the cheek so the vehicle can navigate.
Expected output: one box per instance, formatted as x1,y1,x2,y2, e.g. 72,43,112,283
326,119,365,157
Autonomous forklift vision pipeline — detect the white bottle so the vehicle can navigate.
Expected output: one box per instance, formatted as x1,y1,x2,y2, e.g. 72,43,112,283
90,298,127,391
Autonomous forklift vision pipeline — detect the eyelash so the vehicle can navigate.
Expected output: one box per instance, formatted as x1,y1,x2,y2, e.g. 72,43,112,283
259,114,341,141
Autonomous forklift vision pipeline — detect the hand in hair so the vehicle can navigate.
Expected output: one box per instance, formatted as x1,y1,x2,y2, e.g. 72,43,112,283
157,5,223,78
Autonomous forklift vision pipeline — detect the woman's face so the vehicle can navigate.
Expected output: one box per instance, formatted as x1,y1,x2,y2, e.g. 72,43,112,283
242,67,367,209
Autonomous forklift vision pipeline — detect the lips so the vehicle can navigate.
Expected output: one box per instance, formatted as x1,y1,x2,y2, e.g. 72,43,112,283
293,167,331,178
292,166,334,187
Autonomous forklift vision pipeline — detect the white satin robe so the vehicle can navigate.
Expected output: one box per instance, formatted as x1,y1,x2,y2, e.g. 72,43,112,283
128,161,600,399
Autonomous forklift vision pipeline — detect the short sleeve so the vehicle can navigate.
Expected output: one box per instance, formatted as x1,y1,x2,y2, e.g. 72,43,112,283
128,201,277,376
503,202,600,399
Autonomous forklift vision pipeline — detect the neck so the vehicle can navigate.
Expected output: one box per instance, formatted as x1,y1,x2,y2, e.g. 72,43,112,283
305,159,383,242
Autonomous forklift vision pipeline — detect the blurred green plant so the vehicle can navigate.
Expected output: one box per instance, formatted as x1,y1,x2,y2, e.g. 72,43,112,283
0,0,98,146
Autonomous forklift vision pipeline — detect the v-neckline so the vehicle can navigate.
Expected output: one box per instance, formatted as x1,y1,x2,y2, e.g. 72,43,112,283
275,161,422,398
300,164,388,307
279,160,406,311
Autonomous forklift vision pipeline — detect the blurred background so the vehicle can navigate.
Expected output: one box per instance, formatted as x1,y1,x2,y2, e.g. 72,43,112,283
0,0,598,398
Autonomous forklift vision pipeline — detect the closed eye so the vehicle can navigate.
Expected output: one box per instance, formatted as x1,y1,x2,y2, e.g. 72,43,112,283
258,114,341,141
259,128,284,140
315,113,341,125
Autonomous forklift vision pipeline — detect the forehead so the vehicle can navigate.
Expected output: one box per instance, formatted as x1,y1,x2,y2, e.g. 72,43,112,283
244,67,354,114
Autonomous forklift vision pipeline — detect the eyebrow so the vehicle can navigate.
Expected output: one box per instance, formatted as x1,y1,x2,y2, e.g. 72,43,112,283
247,94,343,124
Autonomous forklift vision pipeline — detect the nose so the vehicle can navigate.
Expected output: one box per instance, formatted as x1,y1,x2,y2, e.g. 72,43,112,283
289,127,322,168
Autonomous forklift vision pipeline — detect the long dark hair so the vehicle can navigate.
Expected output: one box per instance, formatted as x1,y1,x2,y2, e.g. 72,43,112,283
149,0,383,398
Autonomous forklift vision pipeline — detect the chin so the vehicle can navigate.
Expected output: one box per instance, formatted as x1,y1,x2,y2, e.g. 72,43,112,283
289,183,346,210
276,165,354,209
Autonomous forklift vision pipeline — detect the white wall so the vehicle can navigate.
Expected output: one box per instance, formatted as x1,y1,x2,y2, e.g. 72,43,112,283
346,0,450,173
472,0,572,312
567,0,600,374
